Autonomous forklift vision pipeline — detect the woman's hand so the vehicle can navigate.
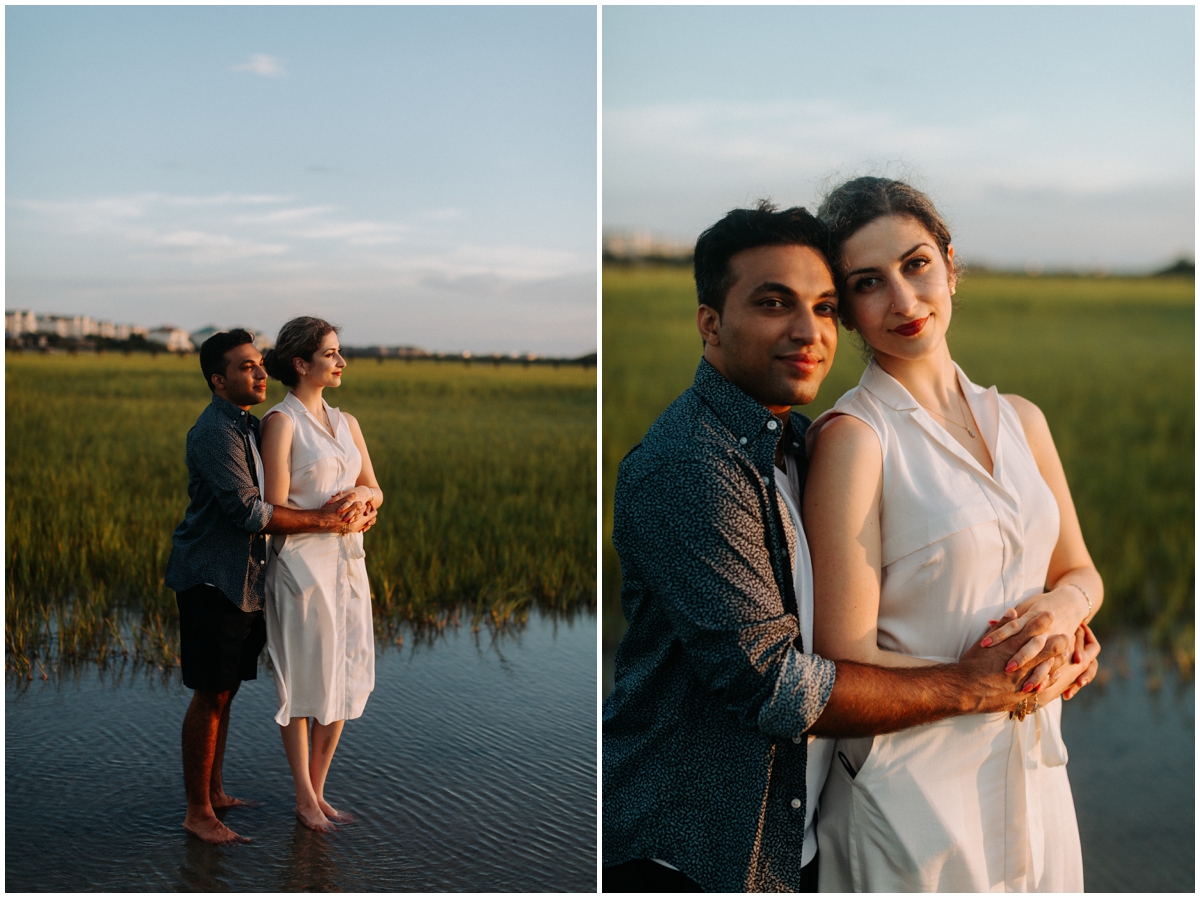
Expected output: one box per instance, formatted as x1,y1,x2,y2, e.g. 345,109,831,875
978,599,1098,695
328,486,374,513
1060,623,1100,701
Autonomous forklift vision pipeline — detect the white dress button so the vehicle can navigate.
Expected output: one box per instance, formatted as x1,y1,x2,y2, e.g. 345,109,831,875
791,798,802,809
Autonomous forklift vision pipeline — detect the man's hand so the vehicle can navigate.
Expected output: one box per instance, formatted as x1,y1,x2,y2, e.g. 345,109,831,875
958,611,1073,714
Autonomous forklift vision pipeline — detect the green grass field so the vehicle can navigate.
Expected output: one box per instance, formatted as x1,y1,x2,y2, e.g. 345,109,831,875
6,353,595,674
603,266,1194,671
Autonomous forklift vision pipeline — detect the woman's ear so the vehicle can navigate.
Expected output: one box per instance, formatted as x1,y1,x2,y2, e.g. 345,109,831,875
947,244,957,296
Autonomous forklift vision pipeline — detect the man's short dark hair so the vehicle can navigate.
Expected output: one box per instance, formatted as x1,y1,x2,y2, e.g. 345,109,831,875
199,329,256,392
693,200,830,316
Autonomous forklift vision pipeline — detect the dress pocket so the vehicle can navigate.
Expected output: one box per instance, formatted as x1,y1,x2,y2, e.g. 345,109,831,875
881,501,998,568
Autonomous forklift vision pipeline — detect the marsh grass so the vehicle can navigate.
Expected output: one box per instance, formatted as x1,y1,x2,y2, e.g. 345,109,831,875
603,267,1194,672
6,353,595,675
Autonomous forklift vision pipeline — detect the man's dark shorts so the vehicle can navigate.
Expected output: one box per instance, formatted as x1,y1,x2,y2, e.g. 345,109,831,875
176,584,266,692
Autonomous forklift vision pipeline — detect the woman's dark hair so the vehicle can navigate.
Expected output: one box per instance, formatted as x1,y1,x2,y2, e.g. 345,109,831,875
264,316,340,386
817,177,961,326
199,328,255,392
694,200,831,316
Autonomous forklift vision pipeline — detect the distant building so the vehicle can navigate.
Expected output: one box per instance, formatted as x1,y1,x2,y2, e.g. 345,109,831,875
189,325,222,349
190,325,272,352
147,326,194,352
5,310,38,339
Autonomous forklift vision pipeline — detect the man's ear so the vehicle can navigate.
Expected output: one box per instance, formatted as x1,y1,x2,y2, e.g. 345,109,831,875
697,304,722,347
211,373,225,391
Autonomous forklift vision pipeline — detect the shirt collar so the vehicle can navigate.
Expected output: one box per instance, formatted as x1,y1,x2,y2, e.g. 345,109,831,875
209,392,259,432
692,357,776,435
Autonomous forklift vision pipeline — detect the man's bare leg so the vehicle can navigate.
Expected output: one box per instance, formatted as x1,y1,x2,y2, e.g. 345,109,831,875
182,688,250,844
207,684,263,810
281,717,338,833
310,719,354,824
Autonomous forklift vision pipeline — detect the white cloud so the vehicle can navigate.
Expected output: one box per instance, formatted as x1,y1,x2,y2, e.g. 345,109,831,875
231,54,286,78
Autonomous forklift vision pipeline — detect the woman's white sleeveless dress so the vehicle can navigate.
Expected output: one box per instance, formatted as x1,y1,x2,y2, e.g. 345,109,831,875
810,360,1083,892
264,391,374,726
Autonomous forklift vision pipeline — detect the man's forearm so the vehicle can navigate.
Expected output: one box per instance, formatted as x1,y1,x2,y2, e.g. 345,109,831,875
807,616,1071,738
261,505,342,535
807,660,973,737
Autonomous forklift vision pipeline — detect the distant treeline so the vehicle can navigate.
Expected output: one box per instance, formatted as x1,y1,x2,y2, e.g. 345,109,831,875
603,246,1195,280
5,333,596,368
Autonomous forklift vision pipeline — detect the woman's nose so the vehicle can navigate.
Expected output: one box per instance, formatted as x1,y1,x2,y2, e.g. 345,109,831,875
889,278,920,315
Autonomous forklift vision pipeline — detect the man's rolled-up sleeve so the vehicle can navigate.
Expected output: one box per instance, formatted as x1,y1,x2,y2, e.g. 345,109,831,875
616,456,836,738
188,428,274,533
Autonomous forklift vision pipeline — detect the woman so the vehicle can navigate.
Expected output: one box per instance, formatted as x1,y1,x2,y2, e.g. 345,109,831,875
261,316,383,833
804,178,1101,891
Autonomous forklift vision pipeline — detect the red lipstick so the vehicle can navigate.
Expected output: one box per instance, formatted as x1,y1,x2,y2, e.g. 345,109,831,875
892,317,928,337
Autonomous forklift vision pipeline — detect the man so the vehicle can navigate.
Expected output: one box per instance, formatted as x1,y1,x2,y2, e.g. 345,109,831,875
165,329,376,845
602,204,1099,891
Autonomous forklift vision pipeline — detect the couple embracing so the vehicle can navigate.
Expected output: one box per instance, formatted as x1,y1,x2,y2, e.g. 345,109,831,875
166,317,382,844
604,178,1103,892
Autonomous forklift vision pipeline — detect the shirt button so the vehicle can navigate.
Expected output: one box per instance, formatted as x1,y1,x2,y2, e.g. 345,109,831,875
739,437,747,445
792,735,803,744
767,420,778,431
791,798,802,810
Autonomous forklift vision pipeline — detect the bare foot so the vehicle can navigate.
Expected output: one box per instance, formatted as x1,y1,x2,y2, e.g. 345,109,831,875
317,798,355,824
210,792,266,810
295,805,339,833
183,814,251,845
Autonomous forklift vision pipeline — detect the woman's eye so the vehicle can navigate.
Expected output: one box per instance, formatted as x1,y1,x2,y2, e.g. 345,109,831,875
851,277,878,292
906,256,930,272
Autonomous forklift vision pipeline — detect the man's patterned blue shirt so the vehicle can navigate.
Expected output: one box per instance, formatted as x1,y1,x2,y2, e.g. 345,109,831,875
165,393,274,611
603,358,837,892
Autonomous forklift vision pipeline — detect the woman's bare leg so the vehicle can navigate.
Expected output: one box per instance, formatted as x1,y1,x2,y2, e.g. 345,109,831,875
280,717,338,832
310,719,354,823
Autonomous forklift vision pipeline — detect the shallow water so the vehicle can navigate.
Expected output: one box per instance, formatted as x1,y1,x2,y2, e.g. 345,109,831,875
604,632,1194,892
7,611,597,892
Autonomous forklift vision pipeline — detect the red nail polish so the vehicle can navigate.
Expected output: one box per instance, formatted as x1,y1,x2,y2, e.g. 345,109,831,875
981,637,992,647
1022,682,1034,692
1005,662,1017,673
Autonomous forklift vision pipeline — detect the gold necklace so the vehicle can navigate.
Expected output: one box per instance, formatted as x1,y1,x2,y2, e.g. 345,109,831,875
921,390,977,438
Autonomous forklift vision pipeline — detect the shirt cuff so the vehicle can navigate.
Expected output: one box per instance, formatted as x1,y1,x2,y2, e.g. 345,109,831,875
249,499,274,532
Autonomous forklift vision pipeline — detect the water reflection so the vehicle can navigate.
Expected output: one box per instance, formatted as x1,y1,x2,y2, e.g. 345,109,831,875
7,611,597,892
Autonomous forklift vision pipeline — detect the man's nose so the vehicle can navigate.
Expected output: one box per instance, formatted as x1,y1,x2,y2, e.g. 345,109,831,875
787,307,819,343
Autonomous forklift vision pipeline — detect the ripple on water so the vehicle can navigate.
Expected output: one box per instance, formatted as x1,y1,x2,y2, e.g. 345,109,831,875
6,612,598,892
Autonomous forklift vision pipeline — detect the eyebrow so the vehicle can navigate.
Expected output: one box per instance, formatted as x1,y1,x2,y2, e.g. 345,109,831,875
750,281,837,300
845,242,935,278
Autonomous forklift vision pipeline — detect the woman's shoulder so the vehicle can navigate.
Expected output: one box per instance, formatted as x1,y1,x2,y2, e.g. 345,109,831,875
999,392,1052,453
261,399,298,429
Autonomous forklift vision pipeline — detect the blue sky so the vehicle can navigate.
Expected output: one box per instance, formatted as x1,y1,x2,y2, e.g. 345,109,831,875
7,6,597,354
604,6,1194,272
